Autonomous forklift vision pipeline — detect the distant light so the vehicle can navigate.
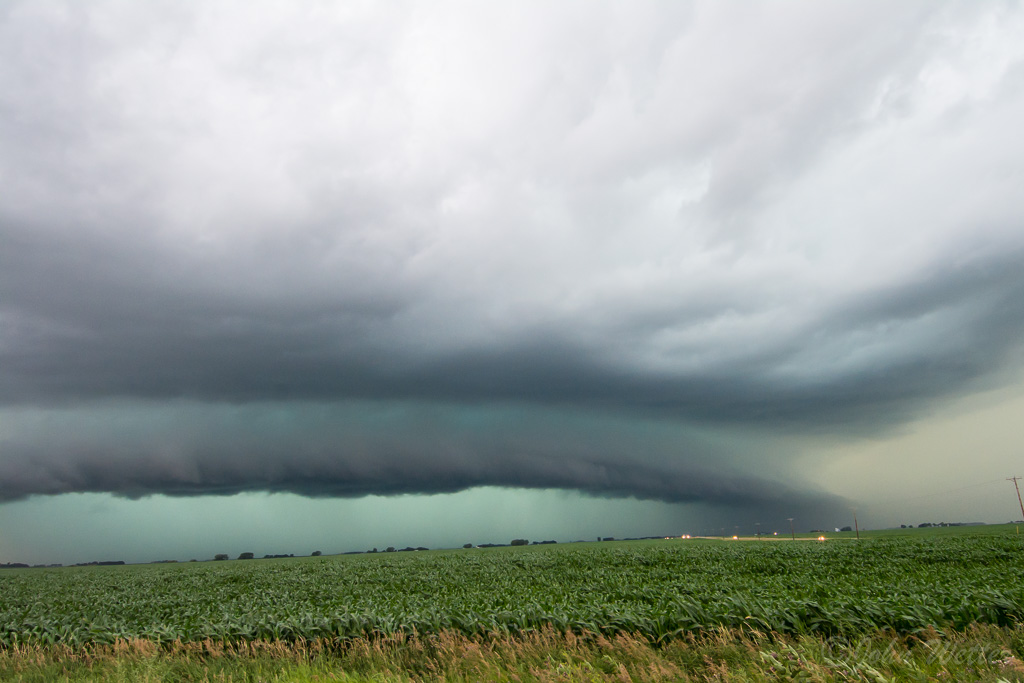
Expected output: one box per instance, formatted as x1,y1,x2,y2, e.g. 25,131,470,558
773,532,777,536
817,536,826,541
732,535,738,539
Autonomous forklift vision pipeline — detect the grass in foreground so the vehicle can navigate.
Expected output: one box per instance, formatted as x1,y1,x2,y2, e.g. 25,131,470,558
2,625,1024,682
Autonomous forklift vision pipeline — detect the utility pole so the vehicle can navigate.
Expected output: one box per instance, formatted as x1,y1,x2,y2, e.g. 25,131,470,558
853,510,860,540
1009,477,1024,520
787,518,795,541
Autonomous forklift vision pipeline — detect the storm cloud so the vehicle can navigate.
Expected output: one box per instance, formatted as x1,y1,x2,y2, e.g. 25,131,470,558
2,1,1024,527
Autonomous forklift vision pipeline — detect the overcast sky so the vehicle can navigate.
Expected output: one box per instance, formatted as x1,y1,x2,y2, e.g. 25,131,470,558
3,1,1024,565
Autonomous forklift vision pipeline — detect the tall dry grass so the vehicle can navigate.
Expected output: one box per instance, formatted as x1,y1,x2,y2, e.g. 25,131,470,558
1,625,1023,682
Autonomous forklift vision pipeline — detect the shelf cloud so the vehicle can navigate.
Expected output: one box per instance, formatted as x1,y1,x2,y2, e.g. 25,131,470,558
2,1,1024,528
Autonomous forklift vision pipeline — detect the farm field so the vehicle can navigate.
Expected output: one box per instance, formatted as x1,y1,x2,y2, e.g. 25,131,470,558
2,532,1024,681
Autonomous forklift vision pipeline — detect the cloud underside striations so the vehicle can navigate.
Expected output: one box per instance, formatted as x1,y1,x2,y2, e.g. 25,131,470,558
1,1,1023,523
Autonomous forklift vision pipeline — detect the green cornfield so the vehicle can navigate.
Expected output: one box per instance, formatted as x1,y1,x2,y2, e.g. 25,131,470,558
2,535,1023,648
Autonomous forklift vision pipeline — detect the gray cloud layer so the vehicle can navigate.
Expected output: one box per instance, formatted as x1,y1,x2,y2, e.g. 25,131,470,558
2,1,1024,525
0,402,838,519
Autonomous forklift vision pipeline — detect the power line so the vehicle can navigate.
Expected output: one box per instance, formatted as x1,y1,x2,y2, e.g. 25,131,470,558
1008,477,1024,520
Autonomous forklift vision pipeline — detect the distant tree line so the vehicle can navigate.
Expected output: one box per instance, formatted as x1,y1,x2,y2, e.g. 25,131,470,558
12,532,760,570
463,539,557,549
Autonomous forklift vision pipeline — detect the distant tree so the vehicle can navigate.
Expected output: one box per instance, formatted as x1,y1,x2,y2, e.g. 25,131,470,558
386,547,395,552
510,538,529,546
238,552,254,560
463,543,473,549
602,537,615,542
214,554,228,561
311,551,322,556
840,526,852,532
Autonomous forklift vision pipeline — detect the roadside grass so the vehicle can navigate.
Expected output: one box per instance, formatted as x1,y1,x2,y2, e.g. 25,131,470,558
3,625,1024,682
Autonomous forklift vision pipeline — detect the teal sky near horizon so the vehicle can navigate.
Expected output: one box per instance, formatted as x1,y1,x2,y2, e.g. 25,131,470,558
3,1,1024,566
1,489,695,566
5,373,1023,566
